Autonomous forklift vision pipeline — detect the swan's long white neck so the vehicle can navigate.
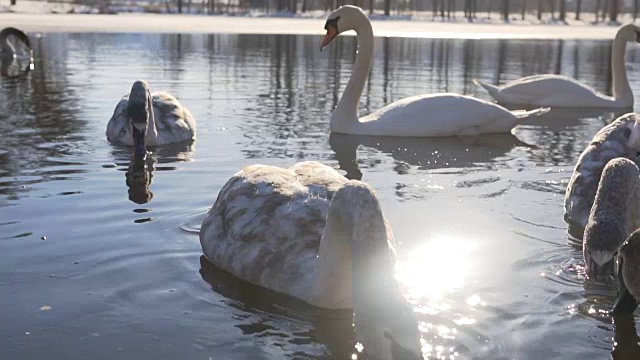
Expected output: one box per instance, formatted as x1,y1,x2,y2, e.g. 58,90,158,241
612,34,633,106
330,22,374,132
309,183,399,310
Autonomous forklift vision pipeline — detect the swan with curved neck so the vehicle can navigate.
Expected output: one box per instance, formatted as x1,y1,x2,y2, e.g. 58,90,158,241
322,6,549,137
583,157,640,280
106,80,196,158
564,113,640,239
0,27,31,58
475,24,640,108
199,161,422,358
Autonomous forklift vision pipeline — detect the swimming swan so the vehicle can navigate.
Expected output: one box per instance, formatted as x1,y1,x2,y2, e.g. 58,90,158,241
475,24,640,108
583,158,640,279
106,80,196,157
322,6,549,137
0,27,32,58
612,229,640,315
564,113,640,238
199,161,421,358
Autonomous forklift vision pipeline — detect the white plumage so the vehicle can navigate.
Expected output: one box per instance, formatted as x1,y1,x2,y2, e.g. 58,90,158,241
475,24,640,108
199,161,422,358
323,6,549,137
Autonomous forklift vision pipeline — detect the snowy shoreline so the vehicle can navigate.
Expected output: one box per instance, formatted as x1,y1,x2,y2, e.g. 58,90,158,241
0,1,626,39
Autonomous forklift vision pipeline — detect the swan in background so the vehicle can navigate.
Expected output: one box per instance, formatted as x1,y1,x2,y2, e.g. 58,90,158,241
322,6,549,137
474,24,640,108
199,161,422,359
564,113,640,239
612,229,640,315
582,158,640,279
106,80,196,158
0,27,32,58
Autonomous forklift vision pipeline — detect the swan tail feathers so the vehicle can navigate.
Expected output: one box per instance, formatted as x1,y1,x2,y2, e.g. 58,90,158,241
473,79,501,98
512,107,551,120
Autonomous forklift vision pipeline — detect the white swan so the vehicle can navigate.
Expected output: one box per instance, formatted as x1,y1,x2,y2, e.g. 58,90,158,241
322,6,549,137
564,113,640,239
199,161,421,358
583,158,640,279
106,80,196,157
474,24,640,108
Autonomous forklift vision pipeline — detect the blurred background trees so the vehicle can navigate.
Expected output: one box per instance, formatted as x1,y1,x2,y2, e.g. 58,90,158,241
36,0,636,23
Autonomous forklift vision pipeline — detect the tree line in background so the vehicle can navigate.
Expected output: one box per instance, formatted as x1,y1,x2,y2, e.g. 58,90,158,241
21,0,638,22
165,0,640,22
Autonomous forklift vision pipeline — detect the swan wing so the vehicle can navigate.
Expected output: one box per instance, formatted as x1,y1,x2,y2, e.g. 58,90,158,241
151,91,196,144
496,75,608,106
200,161,348,300
360,94,523,136
106,96,131,145
565,115,640,229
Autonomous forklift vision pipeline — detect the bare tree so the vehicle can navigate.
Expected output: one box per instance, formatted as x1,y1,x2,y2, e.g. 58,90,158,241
559,0,566,21
575,0,582,20
502,0,509,21
609,0,619,22
521,0,527,20
369,0,374,14
635,0,639,20
538,0,543,20
384,0,390,15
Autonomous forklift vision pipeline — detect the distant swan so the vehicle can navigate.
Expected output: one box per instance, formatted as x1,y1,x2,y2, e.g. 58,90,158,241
106,80,196,157
475,24,640,108
583,158,640,279
0,27,31,58
322,6,549,137
199,161,421,358
564,113,640,238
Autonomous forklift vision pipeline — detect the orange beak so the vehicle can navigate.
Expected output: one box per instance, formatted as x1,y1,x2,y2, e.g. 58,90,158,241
321,26,338,51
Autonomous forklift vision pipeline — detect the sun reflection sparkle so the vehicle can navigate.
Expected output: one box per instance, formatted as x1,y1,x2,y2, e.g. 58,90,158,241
395,235,475,304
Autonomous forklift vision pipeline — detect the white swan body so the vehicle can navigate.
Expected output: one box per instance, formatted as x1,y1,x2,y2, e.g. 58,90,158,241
106,82,196,148
475,24,640,108
564,113,640,238
199,161,421,357
323,6,549,137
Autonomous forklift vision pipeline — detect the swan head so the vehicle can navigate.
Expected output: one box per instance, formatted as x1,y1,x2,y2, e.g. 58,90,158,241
612,230,640,315
584,219,622,280
127,80,151,159
321,5,368,50
616,24,640,43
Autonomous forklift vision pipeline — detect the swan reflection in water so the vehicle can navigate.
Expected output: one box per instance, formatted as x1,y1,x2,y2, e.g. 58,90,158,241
125,156,154,204
111,142,195,205
1,56,33,78
612,315,640,360
198,256,423,360
330,132,532,180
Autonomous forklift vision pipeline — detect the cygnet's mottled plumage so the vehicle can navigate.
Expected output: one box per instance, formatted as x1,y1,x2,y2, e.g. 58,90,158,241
612,230,640,314
106,80,196,151
583,157,640,278
564,113,640,238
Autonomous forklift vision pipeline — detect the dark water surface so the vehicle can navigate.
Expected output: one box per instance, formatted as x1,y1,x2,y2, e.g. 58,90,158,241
2,33,640,359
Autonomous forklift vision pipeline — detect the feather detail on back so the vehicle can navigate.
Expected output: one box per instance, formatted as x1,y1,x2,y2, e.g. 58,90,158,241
106,91,195,146
564,113,640,235
200,161,349,302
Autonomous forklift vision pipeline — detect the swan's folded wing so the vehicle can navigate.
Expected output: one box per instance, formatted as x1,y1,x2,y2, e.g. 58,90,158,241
500,75,602,103
200,162,344,298
152,91,196,143
106,96,130,143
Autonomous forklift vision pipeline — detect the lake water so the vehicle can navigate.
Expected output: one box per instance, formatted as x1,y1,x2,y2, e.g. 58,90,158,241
2,32,640,360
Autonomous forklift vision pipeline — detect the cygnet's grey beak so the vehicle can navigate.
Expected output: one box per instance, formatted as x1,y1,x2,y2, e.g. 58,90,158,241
588,258,616,281
612,260,639,315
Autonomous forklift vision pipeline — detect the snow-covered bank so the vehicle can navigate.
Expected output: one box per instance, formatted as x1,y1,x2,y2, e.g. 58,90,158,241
0,11,621,39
